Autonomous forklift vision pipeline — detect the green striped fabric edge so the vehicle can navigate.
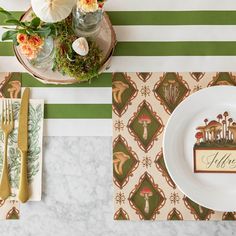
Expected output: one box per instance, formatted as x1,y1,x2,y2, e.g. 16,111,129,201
22,73,112,87
114,42,236,56
2,11,236,25
3,41,236,56
44,104,111,118
108,11,236,25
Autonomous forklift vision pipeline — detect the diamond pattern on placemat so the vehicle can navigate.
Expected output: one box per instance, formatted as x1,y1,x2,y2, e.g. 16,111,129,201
113,72,236,220
128,100,163,152
112,73,138,117
183,196,214,220
153,73,190,114
6,206,20,220
114,208,130,220
208,72,236,86
167,208,183,220
129,172,166,220
113,135,139,189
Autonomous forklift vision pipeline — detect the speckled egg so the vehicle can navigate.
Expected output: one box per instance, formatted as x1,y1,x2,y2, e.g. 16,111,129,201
72,37,89,56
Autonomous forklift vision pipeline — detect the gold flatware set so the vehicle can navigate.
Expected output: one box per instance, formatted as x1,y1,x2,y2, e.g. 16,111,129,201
0,88,30,203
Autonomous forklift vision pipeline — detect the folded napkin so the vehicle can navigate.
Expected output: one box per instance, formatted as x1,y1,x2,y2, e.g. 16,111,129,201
0,73,43,221
0,99,44,201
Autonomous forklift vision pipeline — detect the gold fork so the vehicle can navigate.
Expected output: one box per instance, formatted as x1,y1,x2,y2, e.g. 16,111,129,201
0,99,14,200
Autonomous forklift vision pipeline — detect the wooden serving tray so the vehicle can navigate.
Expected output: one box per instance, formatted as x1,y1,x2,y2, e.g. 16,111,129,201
13,8,116,85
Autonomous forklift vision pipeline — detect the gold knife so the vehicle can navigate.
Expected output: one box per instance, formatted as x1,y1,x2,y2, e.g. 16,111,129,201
18,88,30,203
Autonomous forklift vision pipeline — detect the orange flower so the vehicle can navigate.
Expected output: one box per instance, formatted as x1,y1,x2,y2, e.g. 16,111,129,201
17,33,28,44
20,44,38,60
28,35,44,48
78,0,98,12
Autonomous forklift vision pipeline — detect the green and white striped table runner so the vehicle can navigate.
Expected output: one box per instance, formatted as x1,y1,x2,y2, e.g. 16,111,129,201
2,0,236,136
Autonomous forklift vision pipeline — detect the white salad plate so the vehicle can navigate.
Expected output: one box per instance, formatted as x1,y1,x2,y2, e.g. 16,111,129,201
163,86,236,212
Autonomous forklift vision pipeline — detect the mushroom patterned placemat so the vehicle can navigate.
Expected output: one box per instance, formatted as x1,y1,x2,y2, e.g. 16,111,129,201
113,72,236,220
0,73,21,220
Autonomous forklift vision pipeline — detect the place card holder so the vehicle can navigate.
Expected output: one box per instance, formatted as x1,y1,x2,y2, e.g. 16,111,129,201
193,111,236,173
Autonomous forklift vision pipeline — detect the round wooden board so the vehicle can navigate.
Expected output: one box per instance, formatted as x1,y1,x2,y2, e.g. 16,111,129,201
14,8,116,85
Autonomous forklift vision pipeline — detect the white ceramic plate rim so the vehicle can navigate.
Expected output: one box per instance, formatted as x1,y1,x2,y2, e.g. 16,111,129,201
163,86,236,212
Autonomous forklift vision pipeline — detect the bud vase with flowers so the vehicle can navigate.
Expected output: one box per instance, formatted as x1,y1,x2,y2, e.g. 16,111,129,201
0,0,114,83
72,0,106,37
0,7,56,69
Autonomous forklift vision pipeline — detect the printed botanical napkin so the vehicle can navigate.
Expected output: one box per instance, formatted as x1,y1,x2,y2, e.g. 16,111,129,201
0,98,44,201
0,73,44,219
113,72,236,220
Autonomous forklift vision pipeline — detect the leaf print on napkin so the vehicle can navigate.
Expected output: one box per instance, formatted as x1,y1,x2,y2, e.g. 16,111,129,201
0,101,43,194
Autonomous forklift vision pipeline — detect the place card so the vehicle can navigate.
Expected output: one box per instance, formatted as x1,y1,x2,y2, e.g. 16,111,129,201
194,111,236,173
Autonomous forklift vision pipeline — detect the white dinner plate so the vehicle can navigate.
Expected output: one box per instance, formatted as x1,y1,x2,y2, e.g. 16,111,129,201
163,86,236,212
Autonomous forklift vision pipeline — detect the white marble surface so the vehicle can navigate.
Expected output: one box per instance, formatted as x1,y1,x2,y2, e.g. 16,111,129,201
0,137,236,236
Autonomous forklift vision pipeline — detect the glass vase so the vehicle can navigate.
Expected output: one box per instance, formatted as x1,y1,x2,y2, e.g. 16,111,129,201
29,36,55,69
72,6,103,38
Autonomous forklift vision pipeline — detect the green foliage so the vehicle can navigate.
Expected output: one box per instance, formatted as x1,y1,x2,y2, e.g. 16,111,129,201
0,8,103,81
30,17,40,28
52,17,102,82
0,7,11,16
2,30,17,41
0,102,42,190
0,7,56,43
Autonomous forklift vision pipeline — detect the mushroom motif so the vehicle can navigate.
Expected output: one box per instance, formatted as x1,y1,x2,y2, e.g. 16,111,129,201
205,120,222,142
222,120,226,139
168,80,179,103
228,118,233,140
223,112,229,124
140,187,153,214
112,81,129,104
195,132,203,145
162,82,169,101
216,81,233,86
138,114,151,140
197,112,236,144
217,114,223,122
113,152,130,176
7,81,21,98
196,126,206,142
162,80,179,104
198,205,204,214
228,122,236,143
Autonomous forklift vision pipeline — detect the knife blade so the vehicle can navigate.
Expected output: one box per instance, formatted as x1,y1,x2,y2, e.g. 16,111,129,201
18,88,30,203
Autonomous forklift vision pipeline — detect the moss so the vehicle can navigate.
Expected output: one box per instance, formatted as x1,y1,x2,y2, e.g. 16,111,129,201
52,16,102,82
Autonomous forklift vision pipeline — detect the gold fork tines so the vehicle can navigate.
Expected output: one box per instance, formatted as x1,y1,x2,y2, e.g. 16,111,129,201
0,99,14,200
